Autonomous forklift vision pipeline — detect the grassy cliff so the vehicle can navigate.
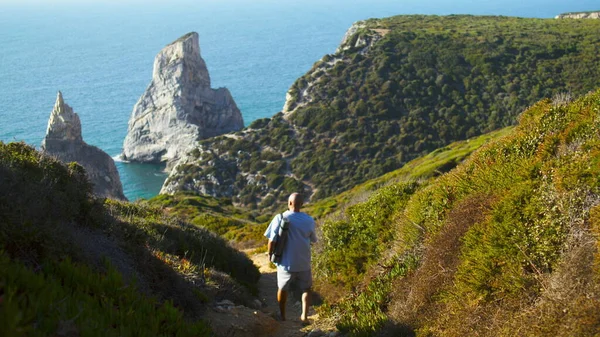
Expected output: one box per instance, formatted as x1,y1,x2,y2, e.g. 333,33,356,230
0,142,260,336
162,14,600,211
314,89,600,336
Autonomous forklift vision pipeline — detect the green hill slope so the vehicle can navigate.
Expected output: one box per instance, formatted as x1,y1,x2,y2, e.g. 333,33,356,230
0,142,260,336
315,89,600,336
145,192,267,248
305,127,513,220
161,14,600,211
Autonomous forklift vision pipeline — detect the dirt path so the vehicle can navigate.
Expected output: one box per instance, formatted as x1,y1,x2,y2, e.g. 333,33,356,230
205,252,325,337
253,252,318,337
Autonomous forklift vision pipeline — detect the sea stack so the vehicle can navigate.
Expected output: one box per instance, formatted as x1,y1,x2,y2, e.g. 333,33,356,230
122,32,243,165
42,91,126,200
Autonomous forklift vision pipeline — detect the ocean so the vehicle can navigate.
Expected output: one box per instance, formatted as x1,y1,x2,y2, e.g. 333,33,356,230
1,0,597,200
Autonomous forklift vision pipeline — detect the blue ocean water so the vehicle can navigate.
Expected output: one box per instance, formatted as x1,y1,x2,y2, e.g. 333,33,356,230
0,0,597,200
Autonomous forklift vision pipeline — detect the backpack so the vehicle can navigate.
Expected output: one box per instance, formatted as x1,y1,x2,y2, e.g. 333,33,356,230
270,213,290,264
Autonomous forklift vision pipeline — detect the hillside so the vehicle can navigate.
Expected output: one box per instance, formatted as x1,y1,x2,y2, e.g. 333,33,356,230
313,89,600,336
145,192,267,248
0,142,261,336
161,14,600,211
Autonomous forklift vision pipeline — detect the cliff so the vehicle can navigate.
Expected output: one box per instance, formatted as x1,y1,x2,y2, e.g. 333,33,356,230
555,11,600,19
159,15,600,211
42,91,126,200
122,32,243,166
282,21,387,114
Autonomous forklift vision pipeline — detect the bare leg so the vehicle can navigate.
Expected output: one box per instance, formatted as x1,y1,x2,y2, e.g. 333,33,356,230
277,289,287,321
300,290,311,322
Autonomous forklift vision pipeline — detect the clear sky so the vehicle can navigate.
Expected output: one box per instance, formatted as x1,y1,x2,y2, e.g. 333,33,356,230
0,0,598,19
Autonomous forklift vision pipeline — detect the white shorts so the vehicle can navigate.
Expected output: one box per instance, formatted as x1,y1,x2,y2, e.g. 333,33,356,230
277,267,312,291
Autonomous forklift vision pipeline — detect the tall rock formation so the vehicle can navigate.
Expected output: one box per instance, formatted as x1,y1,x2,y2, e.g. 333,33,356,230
42,91,126,200
122,32,243,165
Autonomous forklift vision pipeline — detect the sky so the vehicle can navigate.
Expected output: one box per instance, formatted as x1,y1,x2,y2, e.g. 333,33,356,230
0,0,598,18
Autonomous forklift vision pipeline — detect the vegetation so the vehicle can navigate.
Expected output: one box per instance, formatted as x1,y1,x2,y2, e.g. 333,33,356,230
304,127,512,219
163,15,600,211
315,90,600,336
0,142,261,336
145,192,267,248
309,128,510,306
316,181,418,289
0,253,210,337
154,129,512,256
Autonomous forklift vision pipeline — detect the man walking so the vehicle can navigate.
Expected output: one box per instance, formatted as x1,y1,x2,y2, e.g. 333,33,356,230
264,192,317,323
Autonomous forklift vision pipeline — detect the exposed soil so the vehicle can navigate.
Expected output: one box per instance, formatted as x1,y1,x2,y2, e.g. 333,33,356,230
204,251,322,337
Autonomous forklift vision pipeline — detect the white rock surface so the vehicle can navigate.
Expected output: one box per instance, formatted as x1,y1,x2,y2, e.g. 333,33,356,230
336,20,366,53
42,91,126,200
122,32,243,165
44,91,83,142
555,11,600,19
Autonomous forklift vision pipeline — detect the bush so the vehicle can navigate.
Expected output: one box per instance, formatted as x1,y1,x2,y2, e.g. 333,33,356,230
0,252,211,336
315,182,418,289
0,142,261,331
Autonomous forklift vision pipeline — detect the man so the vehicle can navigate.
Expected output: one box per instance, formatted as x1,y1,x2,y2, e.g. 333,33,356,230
264,192,317,323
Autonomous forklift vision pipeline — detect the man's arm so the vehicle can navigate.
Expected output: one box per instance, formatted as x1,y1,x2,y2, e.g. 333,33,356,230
267,239,275,256
310,219,318,243
266,215,280,256
264,215,280,252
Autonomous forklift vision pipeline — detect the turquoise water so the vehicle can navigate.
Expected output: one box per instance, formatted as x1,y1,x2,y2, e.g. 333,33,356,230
0,0,597,200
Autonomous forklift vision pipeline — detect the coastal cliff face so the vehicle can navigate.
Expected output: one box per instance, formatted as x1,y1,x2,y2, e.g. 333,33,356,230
42,92,126,200
159,15,600,211
282,21,386,114
122,32,243,165
555,11,600,19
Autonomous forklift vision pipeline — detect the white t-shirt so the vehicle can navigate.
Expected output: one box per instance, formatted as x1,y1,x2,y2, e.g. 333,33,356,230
264,210,317,272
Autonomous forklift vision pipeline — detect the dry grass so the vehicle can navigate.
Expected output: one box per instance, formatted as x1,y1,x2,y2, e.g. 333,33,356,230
552,92,573,106
503,236,599,335
387,194,496,331
502,202,600,336
372,28,391,37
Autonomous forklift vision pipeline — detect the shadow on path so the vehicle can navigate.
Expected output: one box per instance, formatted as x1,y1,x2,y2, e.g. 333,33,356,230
254,253,323,337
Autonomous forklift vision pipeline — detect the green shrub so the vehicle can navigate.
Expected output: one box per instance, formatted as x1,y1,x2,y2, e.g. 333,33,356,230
105,200,260,291
0,142,261,329
333,254,418,336
454,181,565,300
0,142,93,227
315,182,418,288
0,252,211,336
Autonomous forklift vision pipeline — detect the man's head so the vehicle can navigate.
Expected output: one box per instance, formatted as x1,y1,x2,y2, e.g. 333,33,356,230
288,192,304,212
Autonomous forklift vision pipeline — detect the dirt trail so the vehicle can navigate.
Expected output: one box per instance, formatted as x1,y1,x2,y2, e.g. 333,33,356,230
205,251,324,337
253,252,318,337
